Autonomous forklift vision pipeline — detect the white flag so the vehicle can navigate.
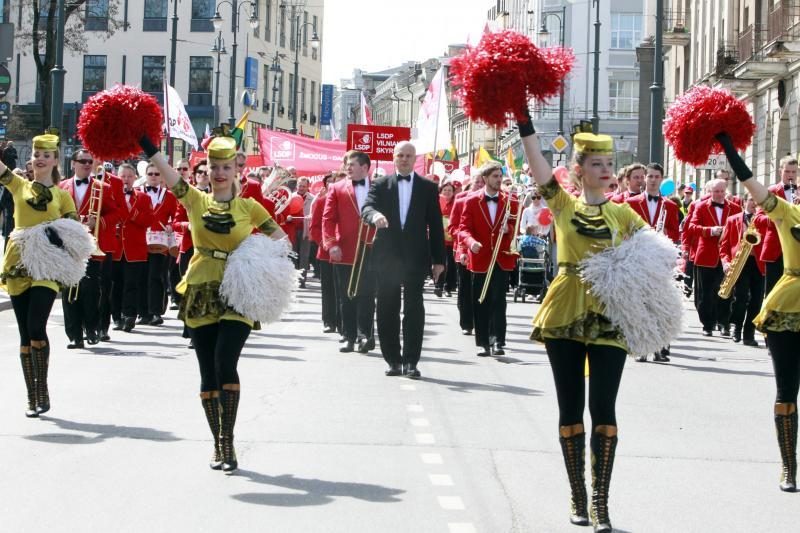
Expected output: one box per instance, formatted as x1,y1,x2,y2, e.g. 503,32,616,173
163,83,199,150
412,67,450,155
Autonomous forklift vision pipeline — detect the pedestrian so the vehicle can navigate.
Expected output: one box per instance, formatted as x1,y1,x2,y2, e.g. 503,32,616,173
2,140,18,169
361,141,445,378
435,179,457,297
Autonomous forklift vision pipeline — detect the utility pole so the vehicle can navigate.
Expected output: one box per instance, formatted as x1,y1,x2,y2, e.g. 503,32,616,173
50,0,67,133
591,0,601,133
649,0,665,165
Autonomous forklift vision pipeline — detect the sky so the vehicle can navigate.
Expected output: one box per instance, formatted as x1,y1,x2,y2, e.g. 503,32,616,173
321,0,489,84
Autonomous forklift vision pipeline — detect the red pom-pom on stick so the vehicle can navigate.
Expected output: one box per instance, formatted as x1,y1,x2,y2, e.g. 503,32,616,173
449,30,574,127
663,86,755,166
78,84,164,161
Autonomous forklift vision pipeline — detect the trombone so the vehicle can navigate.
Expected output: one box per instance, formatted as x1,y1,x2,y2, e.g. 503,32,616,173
67,166,106,303
347,222,375,299
478,192,526,304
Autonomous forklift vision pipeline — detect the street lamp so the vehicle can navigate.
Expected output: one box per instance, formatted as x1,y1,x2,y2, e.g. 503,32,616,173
210,33,228,127
269,52,286,130
282,1,320,135
537,6,567,135
212,0,259,126
591,0,601,133
650,0,665,165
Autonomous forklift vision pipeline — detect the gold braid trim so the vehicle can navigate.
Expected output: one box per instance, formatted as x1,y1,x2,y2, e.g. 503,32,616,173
0,167,14,185
258,218,281,236
758,310,800,333
530,311,624,344
171,178,190,199
539,177,561,200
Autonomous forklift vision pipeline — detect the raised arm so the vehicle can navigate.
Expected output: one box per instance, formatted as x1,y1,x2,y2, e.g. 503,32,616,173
139,137,180,189
518,111,555,188
716,133,768,204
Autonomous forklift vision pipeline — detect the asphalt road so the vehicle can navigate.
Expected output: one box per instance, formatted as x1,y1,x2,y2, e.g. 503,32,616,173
0,279,798,532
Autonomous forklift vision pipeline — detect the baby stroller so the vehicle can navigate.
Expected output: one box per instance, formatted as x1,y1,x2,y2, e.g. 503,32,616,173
513,235,550,302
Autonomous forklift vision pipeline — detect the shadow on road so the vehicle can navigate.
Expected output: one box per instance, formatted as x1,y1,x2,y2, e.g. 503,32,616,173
230,470,405,507
241,353,305,362
667,362,773,378
25,416,180,444
421,377,542,396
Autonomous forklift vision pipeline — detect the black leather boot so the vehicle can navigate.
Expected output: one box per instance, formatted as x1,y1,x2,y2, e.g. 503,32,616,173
220,385,240,473
19,351,38,418
590,431,618,533
775,409,798,492
32,343,50,415
200,391,223,470
559,432,589,526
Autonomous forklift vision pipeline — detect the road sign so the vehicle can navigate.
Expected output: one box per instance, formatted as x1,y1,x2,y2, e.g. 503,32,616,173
0,101,9,120
551,135,569,153
696,153,727,171
346,124,411,162
0,65,10,99
552,152,568,166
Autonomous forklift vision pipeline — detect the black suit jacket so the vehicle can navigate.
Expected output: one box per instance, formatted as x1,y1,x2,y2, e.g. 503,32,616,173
361,173,445,279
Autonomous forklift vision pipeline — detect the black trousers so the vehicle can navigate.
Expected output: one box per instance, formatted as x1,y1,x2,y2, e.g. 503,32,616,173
684,258,695,294
11,286,57,346
318,260,338,329
472,269,508,347
62,259,102,341
98,253,114,333
730,256,765,340
111,260,124,323
146,252,168,316
765,256,784,297
376,271,425,367
695,264,730,331
456,263,474,332
179,247,194,276
435,248,457,292
766,331,800,404
111,259,147,319
545,339,627,431
333,262,376,342
169,257,181,304
191,320,251,392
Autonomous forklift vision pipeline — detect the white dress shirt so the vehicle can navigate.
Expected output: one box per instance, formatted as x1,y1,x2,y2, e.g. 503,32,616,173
354,178,369,211
485,193,499,223
647,196,659,224
74,178,90,208
146,186,162,208
397,172,414,228
714,205,723,225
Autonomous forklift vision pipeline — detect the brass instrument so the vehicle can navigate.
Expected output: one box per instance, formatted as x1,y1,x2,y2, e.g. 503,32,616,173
655,203,667,233
67,166,106,303
718,217,761,299
347,222,375,299
263,164,291,197
509,191,532,253
478,193,514,304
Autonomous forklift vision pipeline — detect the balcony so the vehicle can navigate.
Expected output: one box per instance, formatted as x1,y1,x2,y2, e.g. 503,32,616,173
734,24,788,79
715,42,739,77
663,10,690,47
763,1,800,59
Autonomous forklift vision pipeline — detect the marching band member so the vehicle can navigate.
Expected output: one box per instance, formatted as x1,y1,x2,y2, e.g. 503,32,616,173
435,179,457,298
139,133,288,474
720,193,764,347
0,132,91,417
323,151,377,354
686,178,742,337
610,163,645,203
458,161,518,357
110,163,154,332
288,177,315,288
520,115,651,532
310,173,339,334
97,165,124,342
169,159,193,310
139,162,177,326
763,155,799,295
60,149,120,348
716,132,799,492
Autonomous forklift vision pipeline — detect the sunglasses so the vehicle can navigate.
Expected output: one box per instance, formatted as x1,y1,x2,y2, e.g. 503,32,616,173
74,159,93,165
196,170,208,175
178,167,189,171
147,172,161,176
532,195,542,199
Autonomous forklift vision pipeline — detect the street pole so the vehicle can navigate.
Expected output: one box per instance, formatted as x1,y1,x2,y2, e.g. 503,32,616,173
649,0,665,165
213,34,223,127
291,6,300,134
169,0,179,86
558,6,566,135
591,0,601,133
270,53,281,129
50,0,66,133
228,0,239,127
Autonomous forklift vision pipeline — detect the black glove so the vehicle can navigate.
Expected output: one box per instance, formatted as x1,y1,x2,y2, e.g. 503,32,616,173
139,135,160,159
517,108,536,138
44,226,64,248
715,132,753,182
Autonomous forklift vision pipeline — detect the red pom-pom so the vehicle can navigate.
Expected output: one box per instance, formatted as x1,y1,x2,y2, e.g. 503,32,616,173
449,30,574,127
537,207,553,226
663,86,754,166
78,84,163,160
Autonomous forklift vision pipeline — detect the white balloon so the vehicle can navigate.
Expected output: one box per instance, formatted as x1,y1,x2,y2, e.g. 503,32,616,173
432,161,446,177
450,168,466,181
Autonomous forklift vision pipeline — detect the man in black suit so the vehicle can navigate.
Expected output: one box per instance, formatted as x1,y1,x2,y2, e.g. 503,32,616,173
361,141,445,378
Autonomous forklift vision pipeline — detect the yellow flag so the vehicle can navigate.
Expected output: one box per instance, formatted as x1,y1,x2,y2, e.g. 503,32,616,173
506,148,516,172
314,127,320,140
474,146,492,168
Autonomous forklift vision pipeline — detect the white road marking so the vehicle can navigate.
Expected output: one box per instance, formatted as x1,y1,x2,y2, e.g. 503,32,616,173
410,417,430,427
415,433,436,444
448,524,477,533
421,453,443,464
438,496,465,510
429,474,454,486
406,404,424,413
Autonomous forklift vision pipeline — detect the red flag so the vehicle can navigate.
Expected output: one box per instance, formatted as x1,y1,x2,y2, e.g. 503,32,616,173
360,92,373,125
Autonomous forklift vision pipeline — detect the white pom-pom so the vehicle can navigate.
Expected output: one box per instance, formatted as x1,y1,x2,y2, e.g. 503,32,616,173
10,218,96,286
219,235,295,323
579,229,684,355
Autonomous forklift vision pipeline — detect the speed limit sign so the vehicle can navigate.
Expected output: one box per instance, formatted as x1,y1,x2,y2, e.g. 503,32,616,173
697,153,727,170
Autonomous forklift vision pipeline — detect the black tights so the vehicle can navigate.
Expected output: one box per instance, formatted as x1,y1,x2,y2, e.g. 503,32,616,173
545,339,627,431
190,320,251,392
766,331,800,404
11,286,57,346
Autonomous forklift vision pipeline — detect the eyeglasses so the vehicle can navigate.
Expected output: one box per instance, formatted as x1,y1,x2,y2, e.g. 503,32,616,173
74,159,93,165
178,167,189,171
236,163,245,168
147,172,161,176
532,195,542,199
196,170,208,175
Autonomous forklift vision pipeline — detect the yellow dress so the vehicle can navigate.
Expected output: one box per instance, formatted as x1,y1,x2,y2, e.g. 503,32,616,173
172,179,280,328
531,178,647,350
753,193,800,332
0,170,78,296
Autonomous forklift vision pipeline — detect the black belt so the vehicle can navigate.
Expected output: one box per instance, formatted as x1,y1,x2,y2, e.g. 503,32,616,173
197,247,229,260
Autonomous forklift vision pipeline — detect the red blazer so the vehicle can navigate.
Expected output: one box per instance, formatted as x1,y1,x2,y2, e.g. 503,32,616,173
759,183,793,262
681,199,700,261
686,198,742,268
101,173,125,255
627,194,680,242
138,186,177,255
611,190,641,204
440,196,455,247
458,191,518,273
60,176,121,259
115,190,154,262
309,194,329,261
172,202,193,254
322,178,375,265
720,211,766,275
449,188,483,260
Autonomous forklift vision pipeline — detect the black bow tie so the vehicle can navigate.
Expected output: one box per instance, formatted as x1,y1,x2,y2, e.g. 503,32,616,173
200,187,210,193
398,174,411,182
745,212,753,223
76,178,90,186
145,186,159,193
785,184,796,191
648,194,660,202
712,202,725,209
485,195,499,203
124,189,133,195
352,179,366,187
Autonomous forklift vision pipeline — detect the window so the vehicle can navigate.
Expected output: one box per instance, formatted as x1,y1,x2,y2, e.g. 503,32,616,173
279,5,286,47
144,0,168,31
265,0,272,42
142,56,166,101
300,77,306,120
189,56,213,106
312,15,318,60
85,0,109,31
610,13,642,49
191,0,214,32
608,80,638,117
310,80,316,124
82,55,107,101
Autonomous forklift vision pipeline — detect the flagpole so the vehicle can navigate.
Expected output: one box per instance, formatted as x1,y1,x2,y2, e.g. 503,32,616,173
163,79,174,166
468,118,474,170
430,65,446,167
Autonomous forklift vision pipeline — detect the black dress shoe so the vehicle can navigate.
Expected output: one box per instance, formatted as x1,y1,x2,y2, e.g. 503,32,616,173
122,317,135,332
136,315,151,325
385,365,402,376
703,330,713,337
100,331,111,342
733,331,742,343
477,346,491,357
112,320,123,331
149,316,164,326
721,326,731,338
492,344,505,356
323,325,336,333
445,290,452,297
338,336,347,343
434,288,443,298
654,352,670,362
405,366,421,379
85,332,100,345
357,338,375,353
67,341,85,349
339,341,355,353
660,346,670,356
462,329,472,336
743,339,759,347
635,354,647,362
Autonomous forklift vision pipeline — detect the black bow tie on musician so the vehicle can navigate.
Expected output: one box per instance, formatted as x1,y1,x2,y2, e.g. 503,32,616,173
647,194,660,202
785,183,797,191
352,179,366,187
75,177,90,186
397,174,411,182
145,185,159,193
712,201,725,209
485,195,499,203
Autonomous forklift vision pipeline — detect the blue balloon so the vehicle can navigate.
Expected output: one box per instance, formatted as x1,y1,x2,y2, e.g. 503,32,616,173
660,179,676,196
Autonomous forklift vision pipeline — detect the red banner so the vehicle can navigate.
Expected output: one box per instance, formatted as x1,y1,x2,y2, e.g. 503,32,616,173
258,128,347,176
425,157,460,176
346,124,411,162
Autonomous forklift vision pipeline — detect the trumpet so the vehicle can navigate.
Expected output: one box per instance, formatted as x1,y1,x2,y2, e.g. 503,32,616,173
655,204,667,233
718,217,761,299
262,164,292,197
347,222,375,299
478,194,514,304
67,166,106,303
